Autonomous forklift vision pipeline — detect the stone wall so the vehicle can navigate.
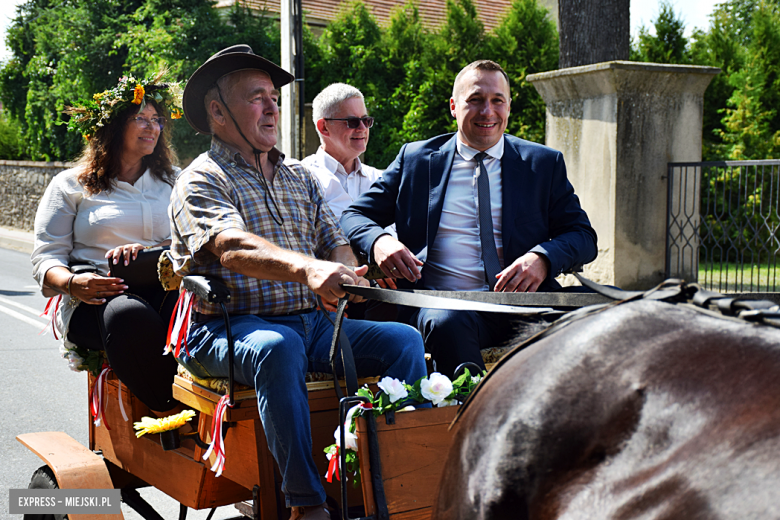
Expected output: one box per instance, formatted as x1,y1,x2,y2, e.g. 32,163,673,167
0,160,75,232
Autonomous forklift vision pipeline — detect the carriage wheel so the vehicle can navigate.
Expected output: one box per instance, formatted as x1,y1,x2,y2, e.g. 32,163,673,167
23,465,67,520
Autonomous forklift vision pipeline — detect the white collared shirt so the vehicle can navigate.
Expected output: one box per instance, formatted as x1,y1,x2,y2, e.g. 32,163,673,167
425,137,505,291
301,147,396,236
31,165,175,343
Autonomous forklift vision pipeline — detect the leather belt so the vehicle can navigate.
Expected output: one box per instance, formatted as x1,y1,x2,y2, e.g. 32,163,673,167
191,307,317,324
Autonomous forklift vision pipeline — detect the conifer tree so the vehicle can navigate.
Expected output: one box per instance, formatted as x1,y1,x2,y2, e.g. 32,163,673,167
720,2,780,159
630,1,689,64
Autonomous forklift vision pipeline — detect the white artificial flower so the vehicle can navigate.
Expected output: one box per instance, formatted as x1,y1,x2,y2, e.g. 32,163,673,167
398,405,416,412
377,376,408,403
66,351,85,372
437,399,459,407
420,372,453,405
58,345,69,359
471,375,482,384
333,426,358,451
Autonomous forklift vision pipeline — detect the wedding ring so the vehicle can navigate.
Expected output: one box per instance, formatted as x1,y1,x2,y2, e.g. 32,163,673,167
391,267,398,271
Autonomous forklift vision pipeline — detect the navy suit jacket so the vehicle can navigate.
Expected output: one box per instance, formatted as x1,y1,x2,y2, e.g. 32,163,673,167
341,133,598,291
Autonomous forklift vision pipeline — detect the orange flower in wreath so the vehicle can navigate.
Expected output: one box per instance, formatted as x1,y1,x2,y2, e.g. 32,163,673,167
132,84,145,105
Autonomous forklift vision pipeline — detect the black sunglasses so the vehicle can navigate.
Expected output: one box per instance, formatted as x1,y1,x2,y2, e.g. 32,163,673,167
324,116,374,129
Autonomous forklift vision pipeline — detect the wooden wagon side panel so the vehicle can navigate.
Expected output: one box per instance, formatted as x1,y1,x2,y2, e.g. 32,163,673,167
356,406,458,519
90,374,250,510
174,374,377,513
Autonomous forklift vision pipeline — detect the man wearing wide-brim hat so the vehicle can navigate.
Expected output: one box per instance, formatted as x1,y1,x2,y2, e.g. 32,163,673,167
168,45,427,519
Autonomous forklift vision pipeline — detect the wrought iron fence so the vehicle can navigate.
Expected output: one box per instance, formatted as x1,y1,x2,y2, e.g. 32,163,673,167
666,160,780,293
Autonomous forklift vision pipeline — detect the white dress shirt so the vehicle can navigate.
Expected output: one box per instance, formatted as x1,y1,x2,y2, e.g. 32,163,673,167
425,137,505,291
301,147,396,236
32,166,175,341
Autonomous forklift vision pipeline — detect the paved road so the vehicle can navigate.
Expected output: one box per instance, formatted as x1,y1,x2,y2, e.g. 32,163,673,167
0,247,244,520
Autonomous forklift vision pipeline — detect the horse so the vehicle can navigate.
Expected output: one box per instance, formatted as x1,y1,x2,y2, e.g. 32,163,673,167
432,286,780,519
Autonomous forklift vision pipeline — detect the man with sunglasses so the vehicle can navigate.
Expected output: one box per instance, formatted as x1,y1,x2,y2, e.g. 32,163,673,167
301,83,388,227
299,83,398,321
342,60,598,378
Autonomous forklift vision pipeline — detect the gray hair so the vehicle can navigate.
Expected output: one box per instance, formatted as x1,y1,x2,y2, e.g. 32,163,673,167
312,83,365,142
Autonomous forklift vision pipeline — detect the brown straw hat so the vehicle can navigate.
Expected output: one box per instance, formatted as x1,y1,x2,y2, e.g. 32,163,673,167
182,44,294,135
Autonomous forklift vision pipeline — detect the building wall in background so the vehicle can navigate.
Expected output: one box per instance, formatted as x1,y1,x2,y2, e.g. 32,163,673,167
216,0,559,31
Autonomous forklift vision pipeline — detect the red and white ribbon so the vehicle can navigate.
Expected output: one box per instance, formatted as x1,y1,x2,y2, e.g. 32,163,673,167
39,295,61,340
166,289,194,357
326,446,340,483
346,401,373,426
203,394,232,477
325,402,374,482
91,364,112,430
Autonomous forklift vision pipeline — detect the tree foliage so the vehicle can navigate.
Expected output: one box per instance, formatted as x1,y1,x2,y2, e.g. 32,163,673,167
0,0,143,161
718,2,780,159
0,0,556,165
630,1,780,259
314,0,558,167
631,0,780,161
0,109,23,160
0,0,280,162
630,1,688,64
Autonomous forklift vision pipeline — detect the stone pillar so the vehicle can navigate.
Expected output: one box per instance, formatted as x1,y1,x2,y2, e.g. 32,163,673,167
527,61,719,290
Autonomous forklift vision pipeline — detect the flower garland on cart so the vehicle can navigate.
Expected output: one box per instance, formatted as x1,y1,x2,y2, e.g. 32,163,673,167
324,368,485,484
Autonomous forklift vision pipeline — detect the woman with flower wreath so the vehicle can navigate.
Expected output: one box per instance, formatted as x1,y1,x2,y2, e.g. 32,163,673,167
31,72,184,413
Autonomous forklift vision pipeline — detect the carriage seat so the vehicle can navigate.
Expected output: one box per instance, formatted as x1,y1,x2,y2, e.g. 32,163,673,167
174,343,511,407
170,274,513,419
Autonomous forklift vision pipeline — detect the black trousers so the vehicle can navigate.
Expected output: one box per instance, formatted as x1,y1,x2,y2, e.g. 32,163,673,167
67,285,179,412
400,307,520,378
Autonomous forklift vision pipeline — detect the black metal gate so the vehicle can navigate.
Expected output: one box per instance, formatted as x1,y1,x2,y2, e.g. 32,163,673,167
666,160,780,293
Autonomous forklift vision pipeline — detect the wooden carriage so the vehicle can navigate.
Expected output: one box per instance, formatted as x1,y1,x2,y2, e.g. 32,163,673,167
17,274,522,520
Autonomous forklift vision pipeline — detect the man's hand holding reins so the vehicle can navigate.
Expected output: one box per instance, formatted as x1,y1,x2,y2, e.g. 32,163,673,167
305,261,369,312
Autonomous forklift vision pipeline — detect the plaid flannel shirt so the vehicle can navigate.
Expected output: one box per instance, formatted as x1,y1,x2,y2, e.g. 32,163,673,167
169,137,347,316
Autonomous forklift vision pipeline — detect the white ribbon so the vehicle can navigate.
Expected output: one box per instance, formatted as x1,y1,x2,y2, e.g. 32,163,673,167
117,380,129,422
39,295,62,339
203,394,231,477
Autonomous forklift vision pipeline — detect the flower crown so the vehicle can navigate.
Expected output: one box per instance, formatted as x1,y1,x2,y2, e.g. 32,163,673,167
65,70,184,139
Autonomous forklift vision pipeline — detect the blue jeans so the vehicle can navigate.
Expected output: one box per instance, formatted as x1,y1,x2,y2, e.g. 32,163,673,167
177,310,426,508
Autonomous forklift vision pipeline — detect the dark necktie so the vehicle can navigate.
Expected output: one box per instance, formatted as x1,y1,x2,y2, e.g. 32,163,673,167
474,152,501,290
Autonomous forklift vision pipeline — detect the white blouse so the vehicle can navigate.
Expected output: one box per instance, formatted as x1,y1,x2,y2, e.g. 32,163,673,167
32,165,175,341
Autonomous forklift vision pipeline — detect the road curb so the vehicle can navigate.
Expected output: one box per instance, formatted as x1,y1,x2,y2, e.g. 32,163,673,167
0,226,34,254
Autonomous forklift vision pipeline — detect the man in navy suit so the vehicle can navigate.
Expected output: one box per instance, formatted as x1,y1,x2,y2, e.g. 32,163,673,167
341,60,597,377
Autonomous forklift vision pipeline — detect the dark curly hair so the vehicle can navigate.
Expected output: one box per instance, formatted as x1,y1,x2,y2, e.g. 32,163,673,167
77,99,178,195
